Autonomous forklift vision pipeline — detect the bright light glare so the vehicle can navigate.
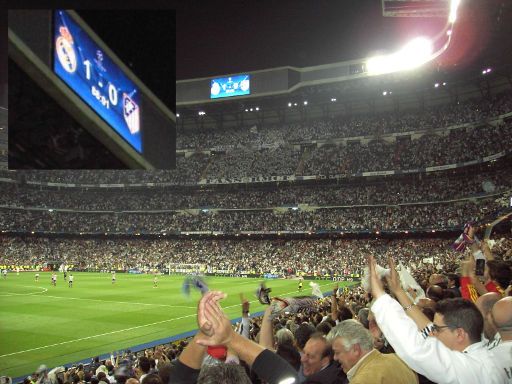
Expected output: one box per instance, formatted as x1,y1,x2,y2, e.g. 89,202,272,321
367,37,433,75
449,0,461,23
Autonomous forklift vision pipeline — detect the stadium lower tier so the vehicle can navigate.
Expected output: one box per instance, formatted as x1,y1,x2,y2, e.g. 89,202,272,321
2,236,511,277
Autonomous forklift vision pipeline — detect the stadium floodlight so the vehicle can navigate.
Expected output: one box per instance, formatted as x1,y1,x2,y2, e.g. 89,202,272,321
198,111,206,116
250,108,253,111
449,0,461,23
255,107,259,111
367,37,433,75
245,109,249,112
303,101,308,105
331,98,337,102
288,102,292,107
176,113,180,117
382,91,388,96
434,83,439,88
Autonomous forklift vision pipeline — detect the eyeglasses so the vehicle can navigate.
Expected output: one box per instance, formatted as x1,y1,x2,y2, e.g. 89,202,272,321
432,324,453,333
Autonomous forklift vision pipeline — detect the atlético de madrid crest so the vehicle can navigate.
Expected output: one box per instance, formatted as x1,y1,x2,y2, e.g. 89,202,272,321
123,93,140,135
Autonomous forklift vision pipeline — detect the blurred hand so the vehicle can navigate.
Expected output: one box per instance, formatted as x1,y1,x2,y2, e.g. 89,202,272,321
242,299,250,314
369,255,385,299
468,225,475,239
385,256,401,294
333,283,339,296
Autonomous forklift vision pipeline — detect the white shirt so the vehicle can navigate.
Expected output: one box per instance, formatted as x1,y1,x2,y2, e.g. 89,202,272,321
372,294,508,384
489,339,512,383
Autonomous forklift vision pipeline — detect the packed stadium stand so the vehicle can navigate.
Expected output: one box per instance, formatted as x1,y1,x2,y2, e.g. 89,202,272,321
3,2,512,384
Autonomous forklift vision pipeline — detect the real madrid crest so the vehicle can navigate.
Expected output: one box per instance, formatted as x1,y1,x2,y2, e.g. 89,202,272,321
55,27,77,74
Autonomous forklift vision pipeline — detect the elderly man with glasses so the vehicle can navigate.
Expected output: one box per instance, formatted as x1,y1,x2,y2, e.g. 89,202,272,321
368,256,508,384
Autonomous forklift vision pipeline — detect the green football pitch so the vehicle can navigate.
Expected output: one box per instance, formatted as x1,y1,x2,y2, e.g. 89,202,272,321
0,272,355,378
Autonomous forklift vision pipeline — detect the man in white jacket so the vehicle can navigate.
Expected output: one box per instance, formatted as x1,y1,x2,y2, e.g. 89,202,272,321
368,255,507,384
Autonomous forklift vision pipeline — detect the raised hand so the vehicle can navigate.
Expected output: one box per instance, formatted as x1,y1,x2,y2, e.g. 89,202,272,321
385,256,401,294
368,255,385,299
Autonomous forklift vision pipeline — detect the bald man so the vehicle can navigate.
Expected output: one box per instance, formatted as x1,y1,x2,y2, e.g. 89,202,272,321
475,292,502,347
429,274,448,289
489,297,512,383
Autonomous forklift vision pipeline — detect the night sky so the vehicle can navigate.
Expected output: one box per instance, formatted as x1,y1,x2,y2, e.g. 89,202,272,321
7,0,504,112
176,0,447,80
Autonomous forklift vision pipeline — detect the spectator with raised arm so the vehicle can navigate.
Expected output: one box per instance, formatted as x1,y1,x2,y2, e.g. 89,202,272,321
369,255,508,384
198,291,300,383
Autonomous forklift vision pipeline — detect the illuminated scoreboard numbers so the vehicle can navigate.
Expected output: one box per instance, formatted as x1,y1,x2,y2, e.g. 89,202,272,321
83,59,119,109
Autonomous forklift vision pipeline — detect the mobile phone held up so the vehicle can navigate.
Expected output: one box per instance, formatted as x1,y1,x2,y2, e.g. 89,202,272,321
475,259,486,276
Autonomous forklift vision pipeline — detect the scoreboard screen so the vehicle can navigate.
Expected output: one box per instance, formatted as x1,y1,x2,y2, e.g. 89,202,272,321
53,10,142,153
210,74,250,99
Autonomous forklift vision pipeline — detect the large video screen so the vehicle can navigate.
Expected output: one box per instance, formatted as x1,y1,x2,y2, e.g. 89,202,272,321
53,10,142,153
210,74,250,99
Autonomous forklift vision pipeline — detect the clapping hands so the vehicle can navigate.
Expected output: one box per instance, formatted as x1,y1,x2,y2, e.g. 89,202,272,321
196,291,233,346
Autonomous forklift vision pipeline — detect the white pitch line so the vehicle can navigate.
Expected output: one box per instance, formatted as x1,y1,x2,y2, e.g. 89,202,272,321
0,282,334,359
0,286,48,297
41,295,197,309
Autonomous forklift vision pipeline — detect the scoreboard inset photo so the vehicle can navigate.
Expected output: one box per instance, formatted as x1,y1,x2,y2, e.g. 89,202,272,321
8,9,176,169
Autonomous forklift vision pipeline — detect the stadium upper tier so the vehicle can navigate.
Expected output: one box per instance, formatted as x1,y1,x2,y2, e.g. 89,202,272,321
177,90,512,149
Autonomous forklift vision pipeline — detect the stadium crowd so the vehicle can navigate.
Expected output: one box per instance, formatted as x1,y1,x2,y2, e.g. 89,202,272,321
0,198,504,234
11,120,512,183
9,231,512,384
2,89,509,184
2,237,511,278
176,90,512,149
1,167,509,211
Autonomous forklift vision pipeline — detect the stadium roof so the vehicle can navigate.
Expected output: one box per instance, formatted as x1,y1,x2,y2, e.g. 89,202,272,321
176,0,511,81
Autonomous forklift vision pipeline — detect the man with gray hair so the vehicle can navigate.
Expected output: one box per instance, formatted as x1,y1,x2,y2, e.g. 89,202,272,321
327,320,418,384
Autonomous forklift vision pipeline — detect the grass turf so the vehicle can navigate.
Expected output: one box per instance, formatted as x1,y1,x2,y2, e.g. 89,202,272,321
0,272,354,378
